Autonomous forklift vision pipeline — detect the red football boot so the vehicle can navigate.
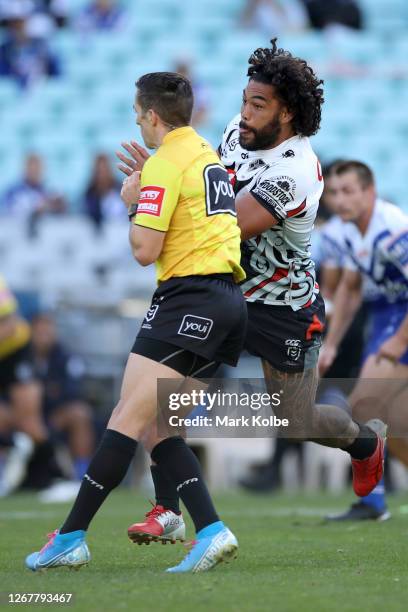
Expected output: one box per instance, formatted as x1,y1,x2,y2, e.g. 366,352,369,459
352,419,386,497
128,503,185,545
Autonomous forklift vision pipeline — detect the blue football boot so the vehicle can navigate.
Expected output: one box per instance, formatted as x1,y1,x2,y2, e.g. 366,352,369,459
25,529,90,571
166,522,238,573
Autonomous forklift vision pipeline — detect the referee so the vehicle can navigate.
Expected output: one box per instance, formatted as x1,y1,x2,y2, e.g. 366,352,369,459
26,72,247,574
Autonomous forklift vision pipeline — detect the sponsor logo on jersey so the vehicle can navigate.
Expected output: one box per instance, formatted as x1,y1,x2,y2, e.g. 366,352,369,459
251,175,295,220
285,339,302,361
178,315,213,340
204,164,236,216
248,159,266,171
227,137,239,151
282,149,295,158
138,186,165,216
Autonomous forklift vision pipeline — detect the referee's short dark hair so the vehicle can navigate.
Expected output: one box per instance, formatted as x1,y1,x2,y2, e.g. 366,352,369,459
136,72,193,127
334,160,374,189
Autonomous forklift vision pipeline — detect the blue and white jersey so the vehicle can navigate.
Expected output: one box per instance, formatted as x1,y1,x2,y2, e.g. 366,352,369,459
343,199,408,306
320,215,347,269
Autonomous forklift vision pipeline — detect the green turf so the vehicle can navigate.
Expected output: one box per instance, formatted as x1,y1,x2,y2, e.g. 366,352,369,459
1,489,408,612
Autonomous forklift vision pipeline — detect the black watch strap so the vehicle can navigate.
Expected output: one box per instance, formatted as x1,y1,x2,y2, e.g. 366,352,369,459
128,203,138,220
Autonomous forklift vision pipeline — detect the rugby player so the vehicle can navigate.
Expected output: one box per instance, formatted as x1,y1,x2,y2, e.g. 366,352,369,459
120,41,386,545
25,72,247,573
318,160,367,378
0,277,61,495
319,161,408,521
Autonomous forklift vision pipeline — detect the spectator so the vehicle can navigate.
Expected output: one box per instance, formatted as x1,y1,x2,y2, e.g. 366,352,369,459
24,1,69,38
302,0,363,31
0,2,61,88
32,1,68,28
174,59,210,127
0,154,66,228
83,153,124,228
76,0,126,33
240,0,309,36
30,312,95,483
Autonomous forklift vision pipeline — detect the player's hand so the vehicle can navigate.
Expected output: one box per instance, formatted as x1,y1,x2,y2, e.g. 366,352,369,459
376,333,407,365
120,171,141,208
116,141,150,177
318,343,337,376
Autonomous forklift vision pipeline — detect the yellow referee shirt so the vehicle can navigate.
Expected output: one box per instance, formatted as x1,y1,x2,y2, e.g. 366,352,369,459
134,126,245,283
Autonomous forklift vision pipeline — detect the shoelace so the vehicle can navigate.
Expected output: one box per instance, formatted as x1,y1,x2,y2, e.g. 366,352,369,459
39,529,59,554
145,502,165,519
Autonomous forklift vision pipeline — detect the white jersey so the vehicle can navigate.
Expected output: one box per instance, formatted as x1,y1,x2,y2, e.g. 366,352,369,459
320,216,346,269
319,214,380,302
220,114,323,311
343,199,408,305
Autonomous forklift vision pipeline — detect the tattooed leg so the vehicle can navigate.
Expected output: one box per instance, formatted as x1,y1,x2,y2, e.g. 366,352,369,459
262,360,359,448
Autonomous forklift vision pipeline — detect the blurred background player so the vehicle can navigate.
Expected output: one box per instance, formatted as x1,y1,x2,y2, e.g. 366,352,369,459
30,313,95,486
320,160,408,520
0,276,64,496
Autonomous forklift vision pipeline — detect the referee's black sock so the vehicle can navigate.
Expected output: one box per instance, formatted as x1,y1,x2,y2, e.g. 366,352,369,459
60,429,137,534
151,436,219,533
150,464,180,514
344,423,378,460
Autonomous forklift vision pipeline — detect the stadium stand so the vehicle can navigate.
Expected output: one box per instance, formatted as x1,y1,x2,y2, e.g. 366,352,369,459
0,5,406,325
1,0,408,489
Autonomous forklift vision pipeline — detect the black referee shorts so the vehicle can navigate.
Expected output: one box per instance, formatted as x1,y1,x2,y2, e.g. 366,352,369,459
244,293,326,373
132,274,247,374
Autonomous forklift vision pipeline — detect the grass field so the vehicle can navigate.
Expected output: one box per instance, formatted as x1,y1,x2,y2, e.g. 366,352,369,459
1,489,408,612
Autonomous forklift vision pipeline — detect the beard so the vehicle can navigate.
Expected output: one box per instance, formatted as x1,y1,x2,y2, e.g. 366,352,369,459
239,116,282,151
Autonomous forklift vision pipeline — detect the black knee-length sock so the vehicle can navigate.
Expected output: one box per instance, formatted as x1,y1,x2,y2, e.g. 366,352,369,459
150,464,180,514
60,429,137,534
151,436,219,533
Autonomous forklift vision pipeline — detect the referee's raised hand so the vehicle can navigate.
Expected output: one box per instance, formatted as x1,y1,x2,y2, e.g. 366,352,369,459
120,170,141,209
116,141,150,176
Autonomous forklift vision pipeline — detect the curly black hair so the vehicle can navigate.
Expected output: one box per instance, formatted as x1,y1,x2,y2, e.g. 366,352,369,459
247,38,324,137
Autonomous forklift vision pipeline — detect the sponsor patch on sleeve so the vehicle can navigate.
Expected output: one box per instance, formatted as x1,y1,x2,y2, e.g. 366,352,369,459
138,186,165,216
250,175,296,221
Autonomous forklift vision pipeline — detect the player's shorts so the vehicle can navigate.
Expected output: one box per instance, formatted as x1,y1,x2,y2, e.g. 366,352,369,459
244,293,326,373
0,344,35,395
132,274,248,372
363,300,408,365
